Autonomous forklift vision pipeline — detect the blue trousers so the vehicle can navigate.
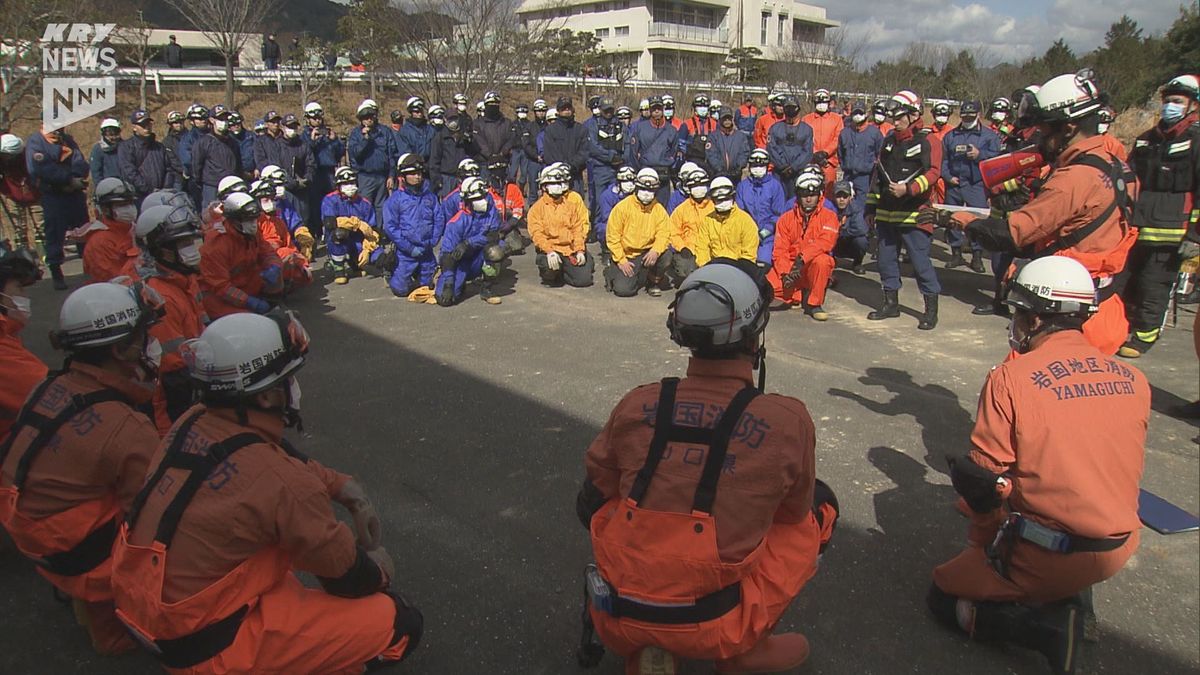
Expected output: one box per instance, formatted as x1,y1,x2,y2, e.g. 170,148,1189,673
523,159,543,203
389,251,437,295
589,164,616,222
40,192,88,266
877,223,941,294
945,182,987,252
435,248,485,301
357,172,389,227
326,231,364,274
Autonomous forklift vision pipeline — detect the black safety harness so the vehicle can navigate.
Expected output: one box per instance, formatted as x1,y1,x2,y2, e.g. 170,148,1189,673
0,374,130,577
578,378,759,665
123,409,275,669
1033,152,1133,259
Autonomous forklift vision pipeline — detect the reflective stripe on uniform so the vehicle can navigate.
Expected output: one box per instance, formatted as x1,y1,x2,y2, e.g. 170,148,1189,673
874,208,921,225
1136,226,1187,243
913,175,930,193
1134,328,1160,343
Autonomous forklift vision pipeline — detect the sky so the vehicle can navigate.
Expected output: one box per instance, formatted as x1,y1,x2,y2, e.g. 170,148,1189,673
823,0,1190,66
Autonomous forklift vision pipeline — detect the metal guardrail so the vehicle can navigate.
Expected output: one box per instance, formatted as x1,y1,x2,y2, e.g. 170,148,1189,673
647,22,730,44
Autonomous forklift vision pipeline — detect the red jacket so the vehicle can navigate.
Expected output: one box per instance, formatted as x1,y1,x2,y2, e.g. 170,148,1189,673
802,112,843,168
0,313,47,441
772,202,840,274
82,217,136,283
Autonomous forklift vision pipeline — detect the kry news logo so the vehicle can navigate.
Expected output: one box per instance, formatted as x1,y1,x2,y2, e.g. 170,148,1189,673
41,23,118,131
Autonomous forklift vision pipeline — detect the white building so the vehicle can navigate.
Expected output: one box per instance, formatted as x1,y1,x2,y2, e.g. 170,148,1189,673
516,0,838,82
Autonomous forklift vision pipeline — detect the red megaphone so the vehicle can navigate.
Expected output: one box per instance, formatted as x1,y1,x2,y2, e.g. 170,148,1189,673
980,147,1046,195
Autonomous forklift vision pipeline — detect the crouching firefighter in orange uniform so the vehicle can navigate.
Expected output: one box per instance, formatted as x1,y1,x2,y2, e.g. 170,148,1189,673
966,70,1138,355
110,312,423,673
927,256,1149,674
1,281,166,655
575,259,839,675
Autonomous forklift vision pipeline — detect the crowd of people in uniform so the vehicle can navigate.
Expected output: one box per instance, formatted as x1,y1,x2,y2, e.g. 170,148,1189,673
0,67,1196,675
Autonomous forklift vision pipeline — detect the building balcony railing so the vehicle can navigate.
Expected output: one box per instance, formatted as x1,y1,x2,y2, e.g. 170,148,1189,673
647,22,729,44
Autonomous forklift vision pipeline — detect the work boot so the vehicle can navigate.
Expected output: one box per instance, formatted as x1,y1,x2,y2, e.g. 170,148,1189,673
1117,337,1152,359
50,264,67,290
1029,602,1086,674
626,647,678,675
972,299,1010,317
714,633,810,674
918,293,939,330
480,285,502,305
806,305,829,321
968,250,986,273
946,248,966,269
851,257,866,275
867,290,900,320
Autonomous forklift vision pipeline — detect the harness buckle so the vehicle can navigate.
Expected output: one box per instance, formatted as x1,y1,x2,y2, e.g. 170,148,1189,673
585,564,614,615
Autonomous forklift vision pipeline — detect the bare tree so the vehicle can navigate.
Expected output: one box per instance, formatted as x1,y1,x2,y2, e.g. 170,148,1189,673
165,0,280,108
338,0,404,100
0,0,71,129
112,11,155,110
289,36,334,109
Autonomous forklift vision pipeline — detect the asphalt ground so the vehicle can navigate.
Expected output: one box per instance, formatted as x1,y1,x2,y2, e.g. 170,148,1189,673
3,238,1197,675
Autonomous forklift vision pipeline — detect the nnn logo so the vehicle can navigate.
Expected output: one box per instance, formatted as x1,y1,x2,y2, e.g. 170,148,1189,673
41,23,118,131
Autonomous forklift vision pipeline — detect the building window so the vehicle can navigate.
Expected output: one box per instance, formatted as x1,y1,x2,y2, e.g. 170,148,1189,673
761,12,770,45
778,14,787,46
615,26,630,37
595,27,610,38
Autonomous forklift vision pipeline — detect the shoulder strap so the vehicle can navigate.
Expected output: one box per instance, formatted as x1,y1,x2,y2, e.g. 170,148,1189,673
1037,152,1129,258
0,375,61,467
2,378,131,491
153,431,263,547
691,387,760,515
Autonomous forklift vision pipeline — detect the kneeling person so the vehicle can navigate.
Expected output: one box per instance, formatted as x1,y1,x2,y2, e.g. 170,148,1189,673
383,153,445,298
768,171,839,320
578,261,837,673
436,177,505,306
529,164,593,287
1,282,164,655
111,312,422,672
199,192,283,318
928,257,1148,674
693,177,759,266
604,169,672,297
250,180,312,293
321,167,380,285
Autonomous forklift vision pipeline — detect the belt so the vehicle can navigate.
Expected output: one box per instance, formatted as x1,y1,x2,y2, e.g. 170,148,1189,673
586,565,741,625
1013,514,1129,554
36,516,119,577
153,605,249,669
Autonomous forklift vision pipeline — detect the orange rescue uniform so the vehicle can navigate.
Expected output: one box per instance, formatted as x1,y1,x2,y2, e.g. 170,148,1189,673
753,111,785,149
0,313,47,440
802,111,844,188
82,216,136,282
928,122,954,205
934,330,1148,604
199,220,282,319
257,213,312,291
584,358,834,660
768,202,840,306
528,191,589,255
112,406,416,673
0,363,158,654
1007,135,1138,354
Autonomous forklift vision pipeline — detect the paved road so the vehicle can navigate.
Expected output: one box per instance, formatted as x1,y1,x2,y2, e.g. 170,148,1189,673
3,242,1197,674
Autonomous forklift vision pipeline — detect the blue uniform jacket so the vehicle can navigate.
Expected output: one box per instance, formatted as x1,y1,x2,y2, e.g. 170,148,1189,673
837,124,884,180
440,204,500,254
320,190,376,227
627,120,678,170
596,184,625,237
766,119,814,173
398,120,436,161
177,127,204,173
306,126,345,169
735,173,786,263
348,125,398,177
89,141,122,181
706,129,750,177
383,182,446,252
26,132,89,192
941,125,1001,186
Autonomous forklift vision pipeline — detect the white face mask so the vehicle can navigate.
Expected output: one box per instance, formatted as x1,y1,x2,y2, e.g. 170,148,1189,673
664,108,674,119
259,197,276,213
1,293,31,323
113,204,138,223
144,337,162,371
470,198,489,213
283,126,297,139
873,113,886,123
961,116,978,129
749,166,767,178
456,104,467,112
431,118,444,127
689,186,708,200
273,185,286,199
177,240,202,266
517,111,528,120
284,376,303,428
852,113,866,124
618,180,634,194
340,184,357,198
816,102,829,113
1097,123,1110,134
934,115,949,125
636,189,656,205
695,106,709,117
714,199,734,213
991,111,1006,122
546,183,567,197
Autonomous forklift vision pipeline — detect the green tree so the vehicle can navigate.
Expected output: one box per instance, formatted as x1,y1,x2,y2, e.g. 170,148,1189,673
1041,39,1078,74
337,0,405,99
1092,15,1162,110
1159,6,1200,84
725,46,767,84
940,50,979,100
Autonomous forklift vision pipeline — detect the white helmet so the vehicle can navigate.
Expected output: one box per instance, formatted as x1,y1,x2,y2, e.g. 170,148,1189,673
456,158,481,177
668,260,769,351
0,133,24,155
356,98,379,117
100,117,121,131
1008,256,1097,316
678,161,701,182
1163,74,1200,101
635,168,661,190
217,175,249,199
1034,69,1103,123
538,165,566,185
303,101,324,117
545,108,559,121
222,192,261,235
709,176,735,201
794,170,824,195
260,164,285,182
890,90,921,115
460,176,488,202
181,312,309,398
51,281,164,350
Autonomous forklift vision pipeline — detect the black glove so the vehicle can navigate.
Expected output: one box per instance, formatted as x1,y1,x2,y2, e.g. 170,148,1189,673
331,227,352,244
916,207,951,229
966,217,1017,254
449,241,470,264
990,184,1032,214
486,229,501,244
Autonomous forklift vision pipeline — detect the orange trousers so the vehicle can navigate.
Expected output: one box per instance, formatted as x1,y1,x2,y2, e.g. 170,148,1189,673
933,507,1138,605
1081,293,1127,356
167,573,409,675
768,255,835,306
